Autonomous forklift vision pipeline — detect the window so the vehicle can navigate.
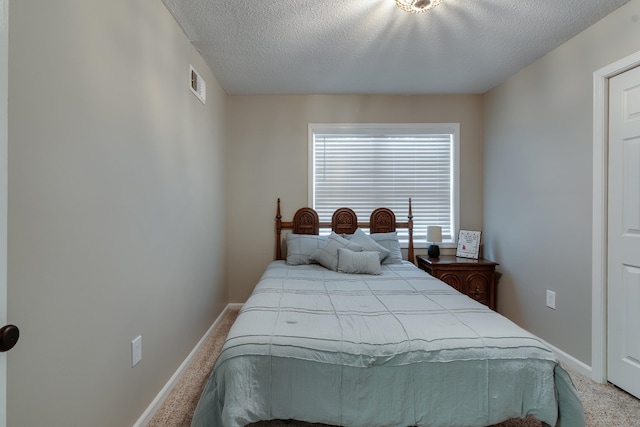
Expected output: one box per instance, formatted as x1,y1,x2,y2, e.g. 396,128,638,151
309,123,459,246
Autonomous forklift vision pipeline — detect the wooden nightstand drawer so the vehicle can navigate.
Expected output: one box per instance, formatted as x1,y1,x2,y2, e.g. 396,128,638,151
416,255,499,310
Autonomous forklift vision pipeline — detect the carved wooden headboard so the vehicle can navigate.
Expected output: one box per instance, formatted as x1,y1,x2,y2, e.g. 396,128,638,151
275,198,414,263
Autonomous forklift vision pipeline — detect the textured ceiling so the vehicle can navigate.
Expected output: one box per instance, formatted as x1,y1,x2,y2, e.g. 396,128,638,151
162,0,631,95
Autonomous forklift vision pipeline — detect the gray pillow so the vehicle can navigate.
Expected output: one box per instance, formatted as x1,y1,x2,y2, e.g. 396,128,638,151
285,233,328,265
349,228,391,262
337,249,382,275
310,232,363,271
370,232,403,264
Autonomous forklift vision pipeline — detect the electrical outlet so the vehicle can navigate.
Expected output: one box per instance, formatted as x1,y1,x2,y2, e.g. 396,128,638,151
546,290,556,310
131,335,142,367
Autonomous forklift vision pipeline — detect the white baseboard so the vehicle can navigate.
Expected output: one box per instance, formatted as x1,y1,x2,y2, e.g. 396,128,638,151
133,304,240,427
540,338,593,379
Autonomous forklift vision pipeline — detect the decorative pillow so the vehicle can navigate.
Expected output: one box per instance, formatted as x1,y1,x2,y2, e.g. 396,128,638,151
349,228,391,262
285,233,328,265
370,232,403,264
337,249,382,275
310,232,363,271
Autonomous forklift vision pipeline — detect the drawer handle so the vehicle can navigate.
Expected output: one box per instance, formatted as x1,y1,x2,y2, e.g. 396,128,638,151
473,286,481,300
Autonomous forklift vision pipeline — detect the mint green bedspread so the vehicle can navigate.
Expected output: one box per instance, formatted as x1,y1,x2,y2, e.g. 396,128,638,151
192,261,585,427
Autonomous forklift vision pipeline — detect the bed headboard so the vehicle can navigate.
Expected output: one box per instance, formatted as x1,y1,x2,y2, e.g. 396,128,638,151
275,199,414,263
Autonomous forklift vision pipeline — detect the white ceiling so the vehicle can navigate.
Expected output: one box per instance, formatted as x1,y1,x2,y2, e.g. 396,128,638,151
162,0,631,95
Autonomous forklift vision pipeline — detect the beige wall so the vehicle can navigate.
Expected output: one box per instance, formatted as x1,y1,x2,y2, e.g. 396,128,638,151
227,95,484,302
484,0,640,365
7,1,227,426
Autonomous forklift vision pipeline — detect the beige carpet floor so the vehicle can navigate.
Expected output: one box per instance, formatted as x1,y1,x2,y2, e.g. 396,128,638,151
148,308,640,427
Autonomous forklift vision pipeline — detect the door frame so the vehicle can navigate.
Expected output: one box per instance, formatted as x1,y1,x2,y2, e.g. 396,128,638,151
592,50,640,384
0,1,7,426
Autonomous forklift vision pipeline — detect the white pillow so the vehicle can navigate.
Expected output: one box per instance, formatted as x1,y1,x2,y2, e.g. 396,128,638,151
310,232,363,271
349,228,391,262
337,249,382,275
285,234,328,265
370,232,403,264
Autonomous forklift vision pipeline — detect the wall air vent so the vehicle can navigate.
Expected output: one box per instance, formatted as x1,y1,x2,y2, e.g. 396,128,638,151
190,65,206,104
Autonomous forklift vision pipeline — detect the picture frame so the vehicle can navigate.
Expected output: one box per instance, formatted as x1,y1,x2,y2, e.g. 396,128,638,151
456,230,482,259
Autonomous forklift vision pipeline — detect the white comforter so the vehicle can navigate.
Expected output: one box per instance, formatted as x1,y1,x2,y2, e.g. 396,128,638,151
192,261,584,427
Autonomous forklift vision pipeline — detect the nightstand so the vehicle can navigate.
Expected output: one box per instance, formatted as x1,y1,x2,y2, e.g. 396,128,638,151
416,255,499,310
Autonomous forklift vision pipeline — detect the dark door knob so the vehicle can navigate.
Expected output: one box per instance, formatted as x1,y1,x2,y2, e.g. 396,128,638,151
0,324,19,352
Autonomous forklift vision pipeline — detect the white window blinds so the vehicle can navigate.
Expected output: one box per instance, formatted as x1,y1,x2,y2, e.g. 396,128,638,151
310,124,459,244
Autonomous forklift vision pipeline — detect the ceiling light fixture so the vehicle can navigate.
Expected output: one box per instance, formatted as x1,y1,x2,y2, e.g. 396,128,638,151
395,0,442,13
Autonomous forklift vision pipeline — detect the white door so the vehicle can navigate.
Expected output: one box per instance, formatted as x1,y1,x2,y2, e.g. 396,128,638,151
607,65,640,399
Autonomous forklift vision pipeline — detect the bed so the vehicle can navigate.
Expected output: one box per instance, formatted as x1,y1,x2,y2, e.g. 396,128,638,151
191,200,584,427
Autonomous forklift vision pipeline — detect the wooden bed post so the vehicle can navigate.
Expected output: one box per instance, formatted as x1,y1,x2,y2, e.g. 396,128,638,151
408,198,414,264
276,198,283,260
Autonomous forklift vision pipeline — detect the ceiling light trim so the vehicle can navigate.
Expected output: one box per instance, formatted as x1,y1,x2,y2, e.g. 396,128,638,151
395,0,443,13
